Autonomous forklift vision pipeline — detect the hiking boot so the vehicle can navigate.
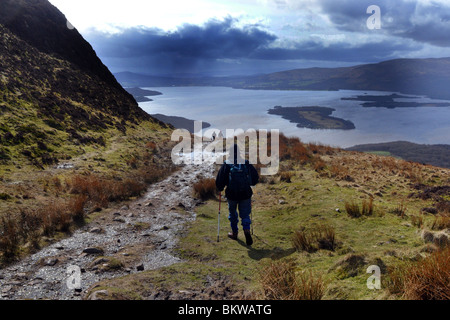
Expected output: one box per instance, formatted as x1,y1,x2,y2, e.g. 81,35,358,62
228,231,238,240
244,230,253,246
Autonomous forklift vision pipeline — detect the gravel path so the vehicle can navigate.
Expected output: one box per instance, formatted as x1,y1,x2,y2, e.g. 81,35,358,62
0,150,218,300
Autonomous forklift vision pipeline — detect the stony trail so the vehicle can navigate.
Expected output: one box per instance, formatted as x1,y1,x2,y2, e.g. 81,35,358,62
0,150,218,300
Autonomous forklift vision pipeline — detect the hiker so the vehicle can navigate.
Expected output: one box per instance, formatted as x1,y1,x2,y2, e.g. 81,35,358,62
212,131,216,141
216,144,259,246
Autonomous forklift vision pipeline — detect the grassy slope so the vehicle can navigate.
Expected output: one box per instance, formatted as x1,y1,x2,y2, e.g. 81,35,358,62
87,145,449,300
0,119,172,209
0,118,176,262
0,20,175,262
0,26,174,219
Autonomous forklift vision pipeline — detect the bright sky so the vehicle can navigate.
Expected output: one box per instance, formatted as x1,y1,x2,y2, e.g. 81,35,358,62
49,0,294,33
48,0,450,75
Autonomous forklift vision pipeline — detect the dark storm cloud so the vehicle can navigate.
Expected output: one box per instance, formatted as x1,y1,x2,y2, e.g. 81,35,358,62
87,17,276,60
85,17,280,74
251,40,421,63
318,0,450,47
84,16,423,75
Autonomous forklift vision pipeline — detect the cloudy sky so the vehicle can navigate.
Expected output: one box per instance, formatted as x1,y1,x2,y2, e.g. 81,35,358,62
49,0,450,76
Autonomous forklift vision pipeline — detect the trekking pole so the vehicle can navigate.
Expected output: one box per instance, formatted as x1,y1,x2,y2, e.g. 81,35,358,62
251,206,254,236
217,192,222,242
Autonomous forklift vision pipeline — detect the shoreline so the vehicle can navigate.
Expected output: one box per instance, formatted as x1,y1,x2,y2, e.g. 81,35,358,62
125,87,163,103
150,114,211,133
342,93,450,108
134,86,449,157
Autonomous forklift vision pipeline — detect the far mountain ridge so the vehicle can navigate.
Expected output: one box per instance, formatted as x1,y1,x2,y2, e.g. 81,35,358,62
115,57,450,100
346,141,450,169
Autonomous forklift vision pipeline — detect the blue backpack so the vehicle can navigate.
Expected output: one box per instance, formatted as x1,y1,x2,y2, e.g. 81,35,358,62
227,162,252,194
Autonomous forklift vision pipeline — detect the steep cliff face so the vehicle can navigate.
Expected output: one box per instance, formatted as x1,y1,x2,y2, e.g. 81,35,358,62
0,0,163,166
0,0,121,90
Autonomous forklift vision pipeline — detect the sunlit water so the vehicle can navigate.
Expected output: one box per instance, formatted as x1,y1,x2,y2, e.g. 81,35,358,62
138,86,450,148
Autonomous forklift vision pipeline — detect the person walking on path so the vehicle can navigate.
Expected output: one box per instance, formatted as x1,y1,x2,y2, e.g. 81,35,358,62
216,144,259,246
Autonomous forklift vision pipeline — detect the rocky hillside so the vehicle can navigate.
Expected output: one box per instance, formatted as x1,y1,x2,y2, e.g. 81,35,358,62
0,0,168,167
0,0,122,93
0,0,175,268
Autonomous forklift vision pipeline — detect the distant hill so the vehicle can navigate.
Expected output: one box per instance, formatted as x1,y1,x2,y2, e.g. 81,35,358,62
150,114,210,133
116,57,450,100
246,58,450,100
346,141,450,169
124,87,162,102
114,71,243,88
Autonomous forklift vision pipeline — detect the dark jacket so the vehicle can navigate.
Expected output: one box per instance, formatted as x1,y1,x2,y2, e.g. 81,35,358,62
216,160,259,201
